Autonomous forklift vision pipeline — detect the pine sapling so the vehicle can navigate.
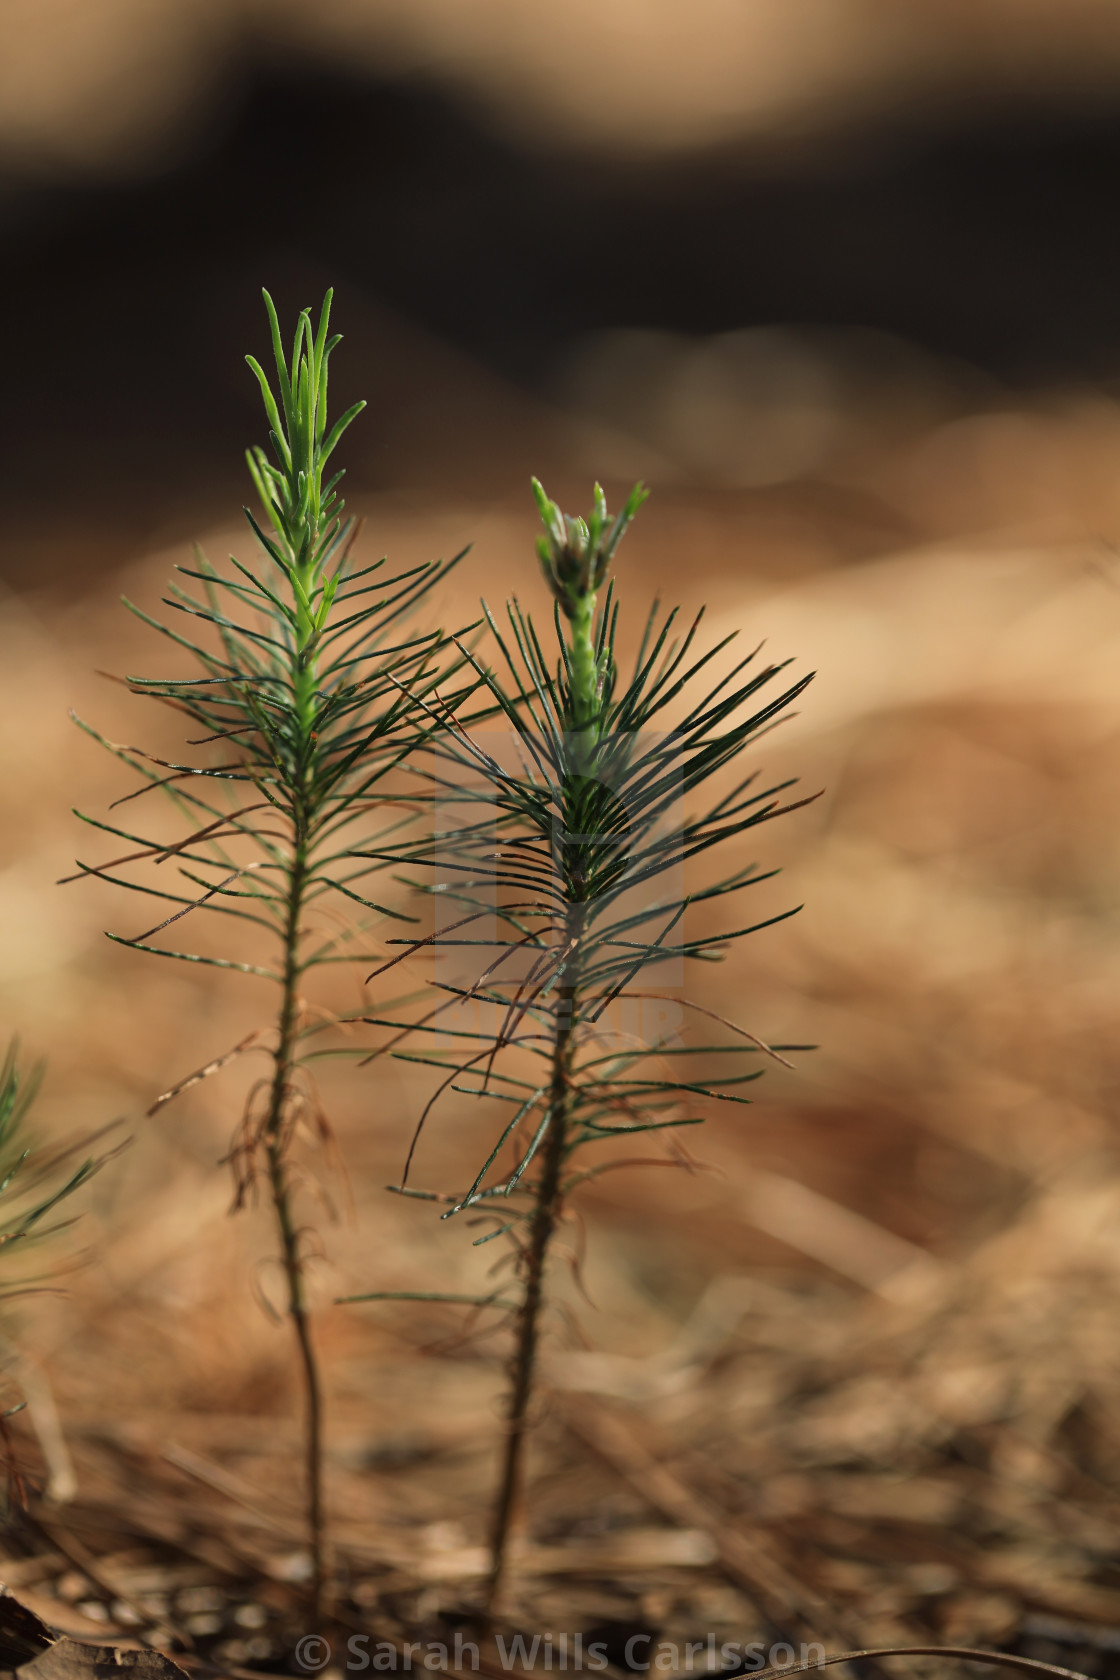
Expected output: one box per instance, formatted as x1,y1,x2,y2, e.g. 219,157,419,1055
0,1040,123,1506
64,289,469,1621
0,1041,118,1296
346,479,817,1608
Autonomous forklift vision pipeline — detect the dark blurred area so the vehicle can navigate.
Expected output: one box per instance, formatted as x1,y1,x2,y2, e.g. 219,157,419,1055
9,10,1120,577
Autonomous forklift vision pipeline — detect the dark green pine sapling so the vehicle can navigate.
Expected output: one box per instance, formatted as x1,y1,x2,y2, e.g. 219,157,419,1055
0,1041,122,1506
0,1042,118,1296
345,479,817,1608
64,290,469,1622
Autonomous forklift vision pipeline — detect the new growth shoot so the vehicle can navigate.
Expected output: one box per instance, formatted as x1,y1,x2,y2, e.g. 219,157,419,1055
244,294,365,739
532,476,647,754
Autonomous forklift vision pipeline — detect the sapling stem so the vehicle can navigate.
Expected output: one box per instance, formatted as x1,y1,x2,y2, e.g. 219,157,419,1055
263,843,327,1615
486,909,583,1608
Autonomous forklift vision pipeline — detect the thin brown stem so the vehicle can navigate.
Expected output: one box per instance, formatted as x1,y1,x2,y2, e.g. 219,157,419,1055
486,906,584,1611
262,845,327,1626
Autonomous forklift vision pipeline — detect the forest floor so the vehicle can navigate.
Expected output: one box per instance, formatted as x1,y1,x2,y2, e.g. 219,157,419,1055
6,329,1120,1680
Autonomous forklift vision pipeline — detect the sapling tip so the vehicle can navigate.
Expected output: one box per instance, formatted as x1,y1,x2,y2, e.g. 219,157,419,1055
65,288,472,1622
351,478,817,1607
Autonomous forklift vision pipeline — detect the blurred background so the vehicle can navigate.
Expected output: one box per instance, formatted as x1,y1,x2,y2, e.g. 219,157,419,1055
8,0,1120,1655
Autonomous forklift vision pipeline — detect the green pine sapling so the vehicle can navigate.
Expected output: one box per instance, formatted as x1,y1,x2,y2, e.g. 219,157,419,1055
0,1041,121,1507
0,1042,116,1295
64,289,469,1621
345,479,816,1607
